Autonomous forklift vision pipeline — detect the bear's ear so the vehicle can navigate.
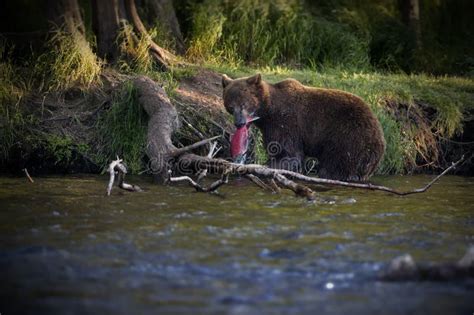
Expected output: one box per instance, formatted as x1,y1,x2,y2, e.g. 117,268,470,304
222,74,232,88
246,73,262,86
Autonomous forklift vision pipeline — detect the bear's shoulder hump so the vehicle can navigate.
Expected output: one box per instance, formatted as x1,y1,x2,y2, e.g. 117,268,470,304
274,78,302,90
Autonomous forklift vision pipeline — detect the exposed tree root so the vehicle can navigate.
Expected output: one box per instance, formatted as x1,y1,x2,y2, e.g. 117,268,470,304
124,0,176,70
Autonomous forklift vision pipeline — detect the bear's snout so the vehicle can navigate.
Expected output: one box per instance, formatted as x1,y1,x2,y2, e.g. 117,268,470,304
233,108,248,128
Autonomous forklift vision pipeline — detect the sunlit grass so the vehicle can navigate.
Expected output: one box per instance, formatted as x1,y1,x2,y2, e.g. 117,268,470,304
117,23,154,74
34,29,103,91
187,0,370,70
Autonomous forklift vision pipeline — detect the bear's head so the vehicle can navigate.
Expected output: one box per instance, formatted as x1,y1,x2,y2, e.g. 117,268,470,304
222,74,264,127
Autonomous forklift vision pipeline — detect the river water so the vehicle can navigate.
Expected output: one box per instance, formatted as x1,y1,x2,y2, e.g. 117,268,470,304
0,175,473,314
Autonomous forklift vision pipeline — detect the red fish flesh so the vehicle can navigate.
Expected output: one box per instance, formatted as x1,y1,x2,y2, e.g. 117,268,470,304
230,124,249,163
230,117,259,164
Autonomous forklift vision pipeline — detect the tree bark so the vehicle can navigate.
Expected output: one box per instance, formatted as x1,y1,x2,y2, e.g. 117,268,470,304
398,0,422,48
124,0,175,69
146,0,185,54
91,0,122,61
44,0,95,68
45,0,86,34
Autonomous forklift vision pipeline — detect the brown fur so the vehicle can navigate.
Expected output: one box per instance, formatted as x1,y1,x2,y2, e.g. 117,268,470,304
222,74,386,181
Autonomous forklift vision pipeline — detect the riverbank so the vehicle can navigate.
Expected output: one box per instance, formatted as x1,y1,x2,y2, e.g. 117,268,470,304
1,63,473,176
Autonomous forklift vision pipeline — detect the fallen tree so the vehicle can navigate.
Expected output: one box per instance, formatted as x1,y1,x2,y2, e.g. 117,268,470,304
106,75,466,199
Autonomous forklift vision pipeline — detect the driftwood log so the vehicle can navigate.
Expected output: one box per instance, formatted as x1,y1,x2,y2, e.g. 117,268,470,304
110,75,465,199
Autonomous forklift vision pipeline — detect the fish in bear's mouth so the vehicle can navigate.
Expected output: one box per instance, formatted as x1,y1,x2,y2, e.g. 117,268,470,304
230,116,259,164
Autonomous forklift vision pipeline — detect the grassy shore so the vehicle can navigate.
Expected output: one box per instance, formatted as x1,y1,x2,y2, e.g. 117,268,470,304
1,33,473,175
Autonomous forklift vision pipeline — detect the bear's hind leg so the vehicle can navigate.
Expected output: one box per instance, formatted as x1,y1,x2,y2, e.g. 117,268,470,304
316,153,360,181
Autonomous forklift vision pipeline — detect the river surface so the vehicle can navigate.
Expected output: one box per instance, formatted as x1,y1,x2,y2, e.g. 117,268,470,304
0,175,473,314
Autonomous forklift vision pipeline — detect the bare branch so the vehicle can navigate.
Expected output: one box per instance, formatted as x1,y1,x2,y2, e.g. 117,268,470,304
169,171,229,193
170,135,221,157
207,141,221,158
106,157,122,196
269,179,282,193
277,155,465,196
274,174,315,200
196,141,221,182
22,168,34,183
106,157,142,196
176,154,465,197
245,174,277,193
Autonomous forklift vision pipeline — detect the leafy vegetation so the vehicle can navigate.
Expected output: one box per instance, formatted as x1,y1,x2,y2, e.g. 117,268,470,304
34,29,103,91
94,81,148,174
117,23,154,75
187,0,370,70
183,0,474,75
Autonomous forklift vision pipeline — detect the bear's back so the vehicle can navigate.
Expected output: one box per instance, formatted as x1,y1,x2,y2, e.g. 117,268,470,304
273,79,368,113
274,78,303,91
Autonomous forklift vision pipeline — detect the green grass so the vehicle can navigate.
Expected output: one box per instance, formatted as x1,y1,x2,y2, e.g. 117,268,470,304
34,29,103,91
186,0,370,70
117,23,154,75
94,81,148,174
207,63,474,174
184,0,474,75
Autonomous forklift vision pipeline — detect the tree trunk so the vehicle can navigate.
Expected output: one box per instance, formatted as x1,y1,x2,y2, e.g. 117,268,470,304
398,0,422,48
91,0,122,61
123,0,175,69
44,0,96,70
45,0,86,35
146,0,185,54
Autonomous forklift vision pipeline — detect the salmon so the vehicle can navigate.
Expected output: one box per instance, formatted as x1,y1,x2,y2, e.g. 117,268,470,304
230,117,259,164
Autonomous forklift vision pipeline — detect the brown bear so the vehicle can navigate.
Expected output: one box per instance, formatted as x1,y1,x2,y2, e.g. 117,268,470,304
222,73,386,181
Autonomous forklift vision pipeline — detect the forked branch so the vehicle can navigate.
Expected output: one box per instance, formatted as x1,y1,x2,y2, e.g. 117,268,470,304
168,170,230,193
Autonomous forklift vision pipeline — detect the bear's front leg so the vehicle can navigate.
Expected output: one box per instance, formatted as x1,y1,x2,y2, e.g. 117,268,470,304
266,139,304,172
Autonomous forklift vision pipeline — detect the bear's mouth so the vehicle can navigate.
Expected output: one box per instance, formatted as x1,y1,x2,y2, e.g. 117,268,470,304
234,111,259,128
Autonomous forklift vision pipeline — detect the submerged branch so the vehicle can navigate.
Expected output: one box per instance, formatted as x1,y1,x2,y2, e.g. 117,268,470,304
245,174,276,192
106,157,142,196
168,170,229,193
273,174,315,200
23,168,34,183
